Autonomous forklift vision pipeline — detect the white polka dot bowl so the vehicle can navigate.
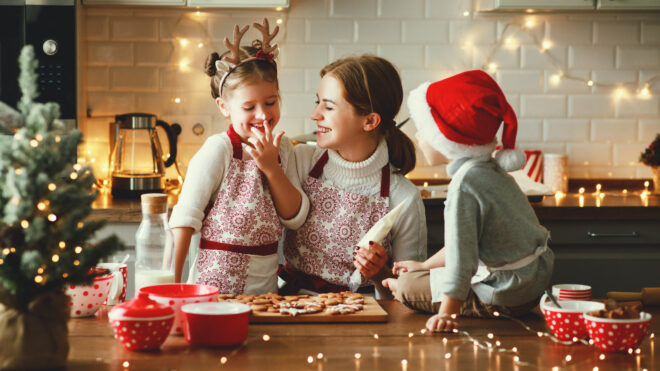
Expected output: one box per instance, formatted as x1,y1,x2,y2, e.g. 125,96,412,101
181,302,251,347
540,293,605,341
108,292,174,351
139,283,219,335
66,269,115,317
584,312,652,352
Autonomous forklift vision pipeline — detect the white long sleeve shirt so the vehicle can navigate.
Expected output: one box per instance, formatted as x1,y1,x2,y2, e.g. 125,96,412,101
292,140,427,263
169,132,310,232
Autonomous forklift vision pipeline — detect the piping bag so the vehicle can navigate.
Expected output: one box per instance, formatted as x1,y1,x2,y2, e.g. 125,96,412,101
348,199,407,292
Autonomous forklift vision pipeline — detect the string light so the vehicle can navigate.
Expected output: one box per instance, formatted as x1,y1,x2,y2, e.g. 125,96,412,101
59,241,66,248
34,275,43,283
75,246,83,253
73,260,80,266
20,220,29,229
354,353,361,360
220,356,227,364
14,168,23,175
47,213,57,222
463,10,470,16
317,353,324,359
48,183,56,191
35,133,43,141
30,139,39,147
262,334,270,341
306,356,313,364
37,202,47,210
52,254,60,262
70,172,78,180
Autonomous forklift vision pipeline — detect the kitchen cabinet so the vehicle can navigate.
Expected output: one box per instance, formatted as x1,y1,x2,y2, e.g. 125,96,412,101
477,0,595,11
597,0,660,9
82,0,287,7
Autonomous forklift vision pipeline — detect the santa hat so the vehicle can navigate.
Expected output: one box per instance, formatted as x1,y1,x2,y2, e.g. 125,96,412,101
407,70,526,172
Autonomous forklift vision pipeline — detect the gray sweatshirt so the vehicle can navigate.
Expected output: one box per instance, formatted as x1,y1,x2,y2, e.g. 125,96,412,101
433,156,554,306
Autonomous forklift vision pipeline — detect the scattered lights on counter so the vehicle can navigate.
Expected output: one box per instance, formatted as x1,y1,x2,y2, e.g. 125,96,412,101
463,10,470,16
276,18,283,25
180,39,188,46
197,42,204,48
541,40,552,51
174,97,182,104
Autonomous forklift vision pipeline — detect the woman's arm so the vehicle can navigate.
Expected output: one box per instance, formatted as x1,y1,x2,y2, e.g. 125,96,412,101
172,227,194,283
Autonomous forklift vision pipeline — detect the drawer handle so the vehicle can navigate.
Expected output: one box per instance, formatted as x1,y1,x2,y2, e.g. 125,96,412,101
586,231,639,238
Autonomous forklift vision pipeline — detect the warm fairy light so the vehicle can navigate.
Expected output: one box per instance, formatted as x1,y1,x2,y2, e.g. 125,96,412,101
587,80,594,87
37,202,46,210
495,340,501,346
578,187,585,194
505,37,513,45
2,248,9,255
197,42,204,48
599,354,606,360
537,332,543,337
442,337,447,344
452,329,459,333
35,133,43,141
565,355,572,362
276,18,283,25
644,181,650,189
48,214,57,222
34,275,43,283
14,168,23,175
37,267,44,274
70,172,78,180
74,163,82,171
596,184,601,191
30,139,39,147
180,39,188,46
572,337,579,342
552,367,559,371
354,353,361,360
444,353,451,359
62,272,68,278
317,353,323,359
48,183,56,191
55,136,61,142
374,334,379,339
174,97,181,104
615,87,627,99
593,367,599,371
275,6,283,11
487,63,497,73
512,347,517,352
628,348,634,354
493,311,500,317
651,333,655,339
220,357,227,364
487,333,494,339
59,241,66,249
52,254,60,262
0,259,3,265
423,181,429,187
525,19,535,28
73,260,80,266
307,356,313,364
21,220,29,229
450,314,457,319
401,359,408,366
639,85,651,98
75,246,82,253
514,356,520,362
179,60,189,70
463,10,470,16
635,348,641,354
550,74,561,85
78,222,84,228
262,334,270,341
409,332,414,338
540,40,552,51
122,361,129,367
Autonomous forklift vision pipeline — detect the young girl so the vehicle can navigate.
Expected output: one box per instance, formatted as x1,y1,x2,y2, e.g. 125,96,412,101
169,20,309,295
382,70,554,332
280,55,427,296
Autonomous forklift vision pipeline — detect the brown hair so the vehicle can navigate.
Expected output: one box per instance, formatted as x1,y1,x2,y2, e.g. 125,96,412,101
320,55,416,175
204,42,279,100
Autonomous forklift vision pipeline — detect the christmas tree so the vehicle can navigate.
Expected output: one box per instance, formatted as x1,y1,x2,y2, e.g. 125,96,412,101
0,45,125,310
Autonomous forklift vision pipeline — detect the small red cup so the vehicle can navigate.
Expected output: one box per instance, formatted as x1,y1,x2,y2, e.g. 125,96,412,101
552,284,592,301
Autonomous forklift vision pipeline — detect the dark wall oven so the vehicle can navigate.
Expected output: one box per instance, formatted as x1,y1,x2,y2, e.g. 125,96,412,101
0,0,76,130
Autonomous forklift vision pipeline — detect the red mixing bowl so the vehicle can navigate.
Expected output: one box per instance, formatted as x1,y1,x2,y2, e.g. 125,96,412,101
181,302,251,347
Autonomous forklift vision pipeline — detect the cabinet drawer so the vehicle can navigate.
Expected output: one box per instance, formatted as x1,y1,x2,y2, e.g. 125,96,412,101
544,220,659,246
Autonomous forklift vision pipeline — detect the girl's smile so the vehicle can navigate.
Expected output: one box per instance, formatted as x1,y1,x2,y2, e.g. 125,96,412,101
217,79,280,142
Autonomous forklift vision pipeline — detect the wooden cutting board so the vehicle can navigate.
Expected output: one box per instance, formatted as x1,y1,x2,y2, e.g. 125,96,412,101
249,296,388,323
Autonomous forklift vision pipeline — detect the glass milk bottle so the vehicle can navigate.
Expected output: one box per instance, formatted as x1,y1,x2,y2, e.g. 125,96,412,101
134,193,175,291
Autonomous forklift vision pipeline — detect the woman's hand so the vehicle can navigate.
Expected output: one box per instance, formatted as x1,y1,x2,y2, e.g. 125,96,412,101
245,120,284,177
353,241,389,279
392,260,427,275
425,313,458,333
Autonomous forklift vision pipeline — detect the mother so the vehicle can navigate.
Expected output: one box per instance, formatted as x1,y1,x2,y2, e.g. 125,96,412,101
281,55,427,297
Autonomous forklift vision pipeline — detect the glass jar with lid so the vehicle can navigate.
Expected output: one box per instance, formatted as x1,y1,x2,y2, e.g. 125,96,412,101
134,193,175,291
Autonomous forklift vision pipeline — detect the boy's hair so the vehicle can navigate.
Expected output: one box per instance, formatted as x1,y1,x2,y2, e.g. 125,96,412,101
320,55,416,175
204,41,279,101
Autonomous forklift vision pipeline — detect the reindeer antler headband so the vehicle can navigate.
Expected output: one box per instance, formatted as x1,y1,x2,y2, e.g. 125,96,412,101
216,18,280,96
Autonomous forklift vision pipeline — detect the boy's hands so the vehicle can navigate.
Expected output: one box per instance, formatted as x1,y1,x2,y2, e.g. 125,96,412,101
426,313,458,333
246,120,284,177
392,260,427,275
354,241,388,279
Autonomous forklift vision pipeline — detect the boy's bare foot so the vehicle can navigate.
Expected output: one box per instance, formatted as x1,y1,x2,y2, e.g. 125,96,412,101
382,278,398,298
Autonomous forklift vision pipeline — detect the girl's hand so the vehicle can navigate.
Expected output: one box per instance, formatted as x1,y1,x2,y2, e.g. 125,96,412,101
426,313,458,333
353,241,388,279
245,120,284,176
392,260,427,275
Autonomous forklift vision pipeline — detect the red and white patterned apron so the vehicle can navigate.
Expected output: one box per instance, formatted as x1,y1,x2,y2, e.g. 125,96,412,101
283,150,391,289
189,125,281,295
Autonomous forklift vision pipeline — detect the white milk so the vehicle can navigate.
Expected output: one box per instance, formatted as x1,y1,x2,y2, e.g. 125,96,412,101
135,269,175,291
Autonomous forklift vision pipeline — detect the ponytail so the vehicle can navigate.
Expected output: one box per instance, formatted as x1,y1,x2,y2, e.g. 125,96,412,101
385,122,416,175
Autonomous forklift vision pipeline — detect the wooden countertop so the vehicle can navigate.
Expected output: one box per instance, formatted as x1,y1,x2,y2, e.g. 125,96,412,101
67,300,659,370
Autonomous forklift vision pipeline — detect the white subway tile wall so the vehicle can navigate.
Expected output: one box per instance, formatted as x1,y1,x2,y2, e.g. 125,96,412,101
81,0,660,179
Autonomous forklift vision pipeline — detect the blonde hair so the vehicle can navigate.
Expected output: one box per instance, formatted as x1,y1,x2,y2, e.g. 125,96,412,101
320,55,416,175
204,42,279,100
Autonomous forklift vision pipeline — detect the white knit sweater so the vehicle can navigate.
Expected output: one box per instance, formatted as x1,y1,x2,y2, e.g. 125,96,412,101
292,140,427,263
169,132,310,232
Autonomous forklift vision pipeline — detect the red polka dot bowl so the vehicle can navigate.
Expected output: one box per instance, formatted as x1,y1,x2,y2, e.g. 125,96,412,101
66,269,115,317
108,292,174,351
540,293,605,341
139,283,219,335
584,312,652,352
181,302,251,347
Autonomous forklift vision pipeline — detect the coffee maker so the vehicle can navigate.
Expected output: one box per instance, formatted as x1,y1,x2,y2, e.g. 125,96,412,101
109,113,181,198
